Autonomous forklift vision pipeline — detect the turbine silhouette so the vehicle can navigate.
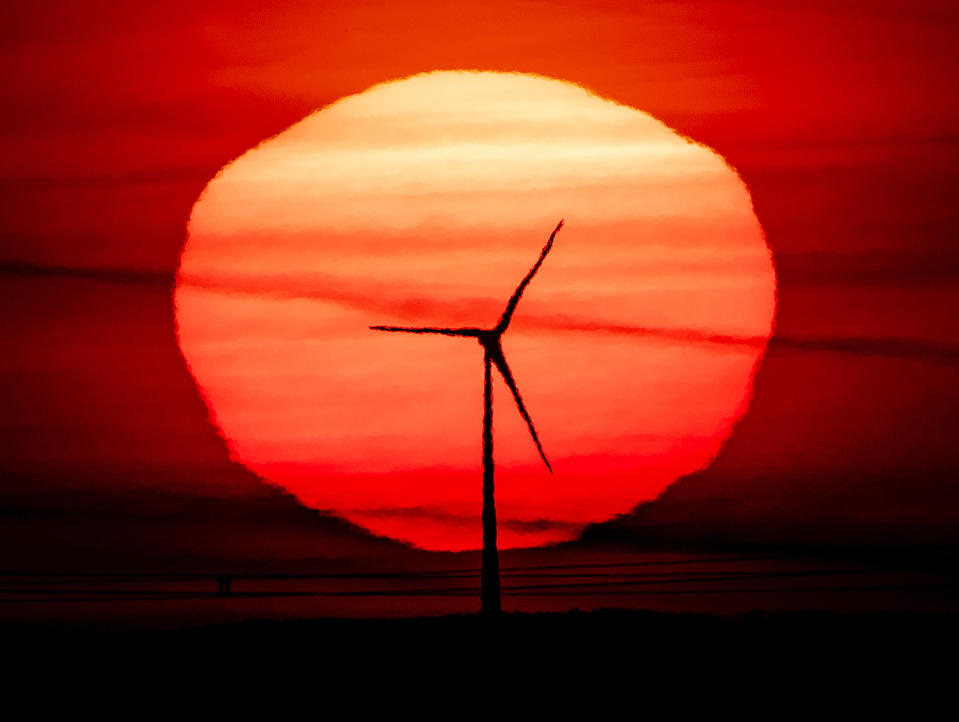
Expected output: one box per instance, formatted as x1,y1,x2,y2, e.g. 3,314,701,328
371,220,564,616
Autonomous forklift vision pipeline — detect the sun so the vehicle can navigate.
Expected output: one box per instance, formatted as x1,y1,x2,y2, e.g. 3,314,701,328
175,70,776,552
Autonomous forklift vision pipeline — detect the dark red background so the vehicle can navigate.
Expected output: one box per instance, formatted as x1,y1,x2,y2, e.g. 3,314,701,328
2,1,958,570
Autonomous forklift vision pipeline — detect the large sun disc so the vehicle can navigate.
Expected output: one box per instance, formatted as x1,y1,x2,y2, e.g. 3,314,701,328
175,70,776,551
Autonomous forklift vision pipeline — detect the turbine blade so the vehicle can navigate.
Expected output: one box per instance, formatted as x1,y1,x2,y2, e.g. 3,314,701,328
495,220,564,334
370,326,481,337
490,347,553,474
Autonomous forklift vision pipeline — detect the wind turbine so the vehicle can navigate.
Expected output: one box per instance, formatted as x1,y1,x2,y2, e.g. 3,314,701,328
371,220,564,616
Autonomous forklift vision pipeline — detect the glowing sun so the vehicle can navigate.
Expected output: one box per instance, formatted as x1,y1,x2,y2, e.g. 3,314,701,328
175,70,776,551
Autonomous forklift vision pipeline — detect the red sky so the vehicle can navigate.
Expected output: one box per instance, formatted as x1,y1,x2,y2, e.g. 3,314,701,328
2,0,958,566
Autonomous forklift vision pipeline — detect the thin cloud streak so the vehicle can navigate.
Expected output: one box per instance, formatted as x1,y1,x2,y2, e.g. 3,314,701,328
347,505,582,534
529,316,959,365
181,273,959,364
0,261,173,287
7,261,959,365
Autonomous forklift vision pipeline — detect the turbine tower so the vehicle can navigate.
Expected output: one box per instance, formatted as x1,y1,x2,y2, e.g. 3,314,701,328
371,220,563,616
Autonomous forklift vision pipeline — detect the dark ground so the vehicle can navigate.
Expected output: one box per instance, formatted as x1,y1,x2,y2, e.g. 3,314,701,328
7,608,958,670
5,610,957,711
4,548,957,694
